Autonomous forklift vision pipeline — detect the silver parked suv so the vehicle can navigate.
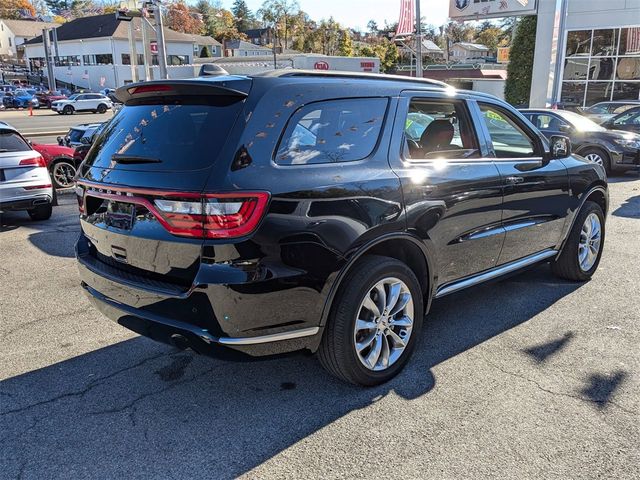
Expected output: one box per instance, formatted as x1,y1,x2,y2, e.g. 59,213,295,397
0,121,54,220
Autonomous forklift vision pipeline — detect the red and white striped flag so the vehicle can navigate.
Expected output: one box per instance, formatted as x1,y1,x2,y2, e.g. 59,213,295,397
626,27,640,54
396,0,415,36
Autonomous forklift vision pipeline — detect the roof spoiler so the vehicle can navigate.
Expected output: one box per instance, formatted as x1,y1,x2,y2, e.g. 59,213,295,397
115,78,252,105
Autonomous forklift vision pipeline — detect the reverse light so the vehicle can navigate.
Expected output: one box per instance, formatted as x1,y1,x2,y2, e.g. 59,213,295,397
19,155,46,168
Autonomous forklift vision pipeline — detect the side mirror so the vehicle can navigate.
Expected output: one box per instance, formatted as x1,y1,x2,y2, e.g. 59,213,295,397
549,135,571,159
57,136,64,146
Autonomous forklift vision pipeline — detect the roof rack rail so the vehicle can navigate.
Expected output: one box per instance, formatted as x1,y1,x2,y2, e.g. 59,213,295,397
258,69,451,88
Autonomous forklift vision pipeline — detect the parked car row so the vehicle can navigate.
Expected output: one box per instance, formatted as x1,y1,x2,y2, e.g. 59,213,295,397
1,83,113,115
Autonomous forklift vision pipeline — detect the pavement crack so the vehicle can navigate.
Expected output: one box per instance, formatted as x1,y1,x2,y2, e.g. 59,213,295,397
483,356,637,415
0,307,88,337
0,352,170,416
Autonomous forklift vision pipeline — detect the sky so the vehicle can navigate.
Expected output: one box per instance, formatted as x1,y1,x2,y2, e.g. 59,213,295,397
217,0,451,32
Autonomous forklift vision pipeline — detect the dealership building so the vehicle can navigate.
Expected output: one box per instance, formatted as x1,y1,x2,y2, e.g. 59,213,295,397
449,0,640,107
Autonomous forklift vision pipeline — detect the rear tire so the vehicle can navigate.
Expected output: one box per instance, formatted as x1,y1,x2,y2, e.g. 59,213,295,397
50,159,77,189
318,255,424,386
552,201,605,281
27,203,53,221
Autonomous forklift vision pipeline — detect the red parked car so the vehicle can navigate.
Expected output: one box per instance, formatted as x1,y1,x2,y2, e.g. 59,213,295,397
30,142,77,189
35,90,67,108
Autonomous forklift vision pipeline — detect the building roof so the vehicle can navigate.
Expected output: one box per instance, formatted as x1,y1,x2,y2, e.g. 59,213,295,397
225,39,272,51
23,14,220,46
422,39,443,53
0,19,59,38
453,42,490,52
242,28,271,38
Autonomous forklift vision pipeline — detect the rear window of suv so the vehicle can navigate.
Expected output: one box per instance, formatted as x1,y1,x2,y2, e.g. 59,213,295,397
84,98,244,171
275,98,388,165
0,129,30,152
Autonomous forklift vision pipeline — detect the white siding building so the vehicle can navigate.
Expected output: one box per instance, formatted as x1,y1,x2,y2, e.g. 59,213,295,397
0,19,58,61
22,14,221,90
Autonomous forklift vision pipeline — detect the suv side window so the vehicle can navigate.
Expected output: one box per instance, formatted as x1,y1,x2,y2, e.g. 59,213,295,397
479,104,538,158
530,114,569,132
275,98,388,165
403,99,479,160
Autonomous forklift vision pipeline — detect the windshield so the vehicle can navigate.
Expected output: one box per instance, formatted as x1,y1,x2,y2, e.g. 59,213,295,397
68,94,79,100
557,111,606,132
67,128,85,143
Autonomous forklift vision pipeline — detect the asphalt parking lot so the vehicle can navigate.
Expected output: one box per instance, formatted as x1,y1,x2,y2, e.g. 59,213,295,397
0,108,113,144
1,177,639,479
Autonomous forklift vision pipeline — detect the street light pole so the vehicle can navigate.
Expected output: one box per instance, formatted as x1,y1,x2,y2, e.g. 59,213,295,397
153,0,169,79
415,0,422,78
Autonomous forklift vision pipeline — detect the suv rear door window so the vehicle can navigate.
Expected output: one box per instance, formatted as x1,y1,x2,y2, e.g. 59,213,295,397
403,99,479,160
84,98,245,171
0,129,30,152
275,98,388,165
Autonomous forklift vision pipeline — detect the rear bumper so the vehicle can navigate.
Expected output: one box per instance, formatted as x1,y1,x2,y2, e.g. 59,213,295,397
81,280,322,359
0,194,52,211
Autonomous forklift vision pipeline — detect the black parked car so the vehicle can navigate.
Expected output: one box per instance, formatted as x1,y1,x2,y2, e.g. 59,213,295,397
601,106,640,134
76,72,608,385
521,109,640,175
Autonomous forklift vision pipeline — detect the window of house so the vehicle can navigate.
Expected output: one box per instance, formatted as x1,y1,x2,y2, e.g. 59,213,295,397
121,53,145,65
83,54,112,65
56,56,80,66
479,104,538,158
403,99,479,160
168,55,189,65
275,98,388,165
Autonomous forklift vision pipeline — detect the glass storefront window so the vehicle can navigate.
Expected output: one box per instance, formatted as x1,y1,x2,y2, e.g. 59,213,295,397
585,82,613,105
560,82,586,107
619,27,640,56
592,29,617,56
566,30,591,57
616,57,640,80
612,82,640,101
563,27,640,106
564,58,589,80
589,57,615,80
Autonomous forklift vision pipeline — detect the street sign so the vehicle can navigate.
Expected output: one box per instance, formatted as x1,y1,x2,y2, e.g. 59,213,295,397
150,41,158,54
497,47,510,63
449,0,537,21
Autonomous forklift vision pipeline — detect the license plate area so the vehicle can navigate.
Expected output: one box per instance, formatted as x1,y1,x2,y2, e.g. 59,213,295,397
105,201,135,230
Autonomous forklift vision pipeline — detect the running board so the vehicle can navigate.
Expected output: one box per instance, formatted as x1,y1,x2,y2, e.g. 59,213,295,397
435,249,558,298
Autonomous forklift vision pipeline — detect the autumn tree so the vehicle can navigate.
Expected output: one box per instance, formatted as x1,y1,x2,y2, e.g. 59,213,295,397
231,0,256,32
337,28,353,57
0,0,37,19
166,0,204,35
258,0,300,49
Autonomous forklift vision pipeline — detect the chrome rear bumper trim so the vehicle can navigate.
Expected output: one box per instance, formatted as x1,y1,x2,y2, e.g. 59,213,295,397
218,327,320,345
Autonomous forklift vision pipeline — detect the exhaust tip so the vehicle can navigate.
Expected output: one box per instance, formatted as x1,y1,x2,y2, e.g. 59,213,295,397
170,333,193,352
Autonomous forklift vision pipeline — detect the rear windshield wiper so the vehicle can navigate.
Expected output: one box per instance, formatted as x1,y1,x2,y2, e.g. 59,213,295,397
111,154,162,164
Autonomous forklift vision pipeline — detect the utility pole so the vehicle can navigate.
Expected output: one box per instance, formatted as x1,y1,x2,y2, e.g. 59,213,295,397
415,0,422,78
42,28,56,91
153,0,169,79
127,20,139,83
141,14,153,81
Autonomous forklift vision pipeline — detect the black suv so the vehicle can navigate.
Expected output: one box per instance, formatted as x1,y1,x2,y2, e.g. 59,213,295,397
76,72,608,385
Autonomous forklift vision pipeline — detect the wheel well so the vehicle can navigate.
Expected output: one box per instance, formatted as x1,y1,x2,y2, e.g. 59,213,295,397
49,156,75,169
577,145,608,159
584,186,607,214
364,239,430,295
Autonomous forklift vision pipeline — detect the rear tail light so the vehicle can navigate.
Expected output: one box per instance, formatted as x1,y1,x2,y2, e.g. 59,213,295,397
128,84,173,95
19,155,46,168
153,193,269,239
23,184,51,190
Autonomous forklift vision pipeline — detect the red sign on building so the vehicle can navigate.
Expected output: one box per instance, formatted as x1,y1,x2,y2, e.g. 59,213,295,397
150,41,158,54
314,61,329,70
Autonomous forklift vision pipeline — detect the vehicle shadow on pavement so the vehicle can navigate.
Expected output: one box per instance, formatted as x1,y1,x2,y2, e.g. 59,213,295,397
612,195,640,219
0,266,583,479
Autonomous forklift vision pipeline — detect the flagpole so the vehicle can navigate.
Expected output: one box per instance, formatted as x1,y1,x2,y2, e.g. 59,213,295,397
415,0,422,78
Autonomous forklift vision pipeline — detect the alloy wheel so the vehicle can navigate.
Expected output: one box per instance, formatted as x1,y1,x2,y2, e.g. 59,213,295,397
353,277,414,371
578,212,602,272
585,152,603,166
52,162,76,188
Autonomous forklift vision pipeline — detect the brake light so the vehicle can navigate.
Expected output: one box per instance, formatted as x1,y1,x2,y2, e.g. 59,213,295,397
19,155,46,168
153,193,269,239
128,84,173,95
23,184,51,190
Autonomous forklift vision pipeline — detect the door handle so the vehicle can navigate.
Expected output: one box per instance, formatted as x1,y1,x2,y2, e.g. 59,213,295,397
506,176,524,185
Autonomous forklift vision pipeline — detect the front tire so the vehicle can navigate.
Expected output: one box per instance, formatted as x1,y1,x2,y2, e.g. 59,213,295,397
318,255,424,386
27,203,53,221
96,104,107,113
581,148,611,175
552,201,605,281
63,105,74,115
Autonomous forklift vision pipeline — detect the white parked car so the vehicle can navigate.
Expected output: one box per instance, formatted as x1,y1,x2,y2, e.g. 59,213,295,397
0,121,54,220
51,93,112,115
